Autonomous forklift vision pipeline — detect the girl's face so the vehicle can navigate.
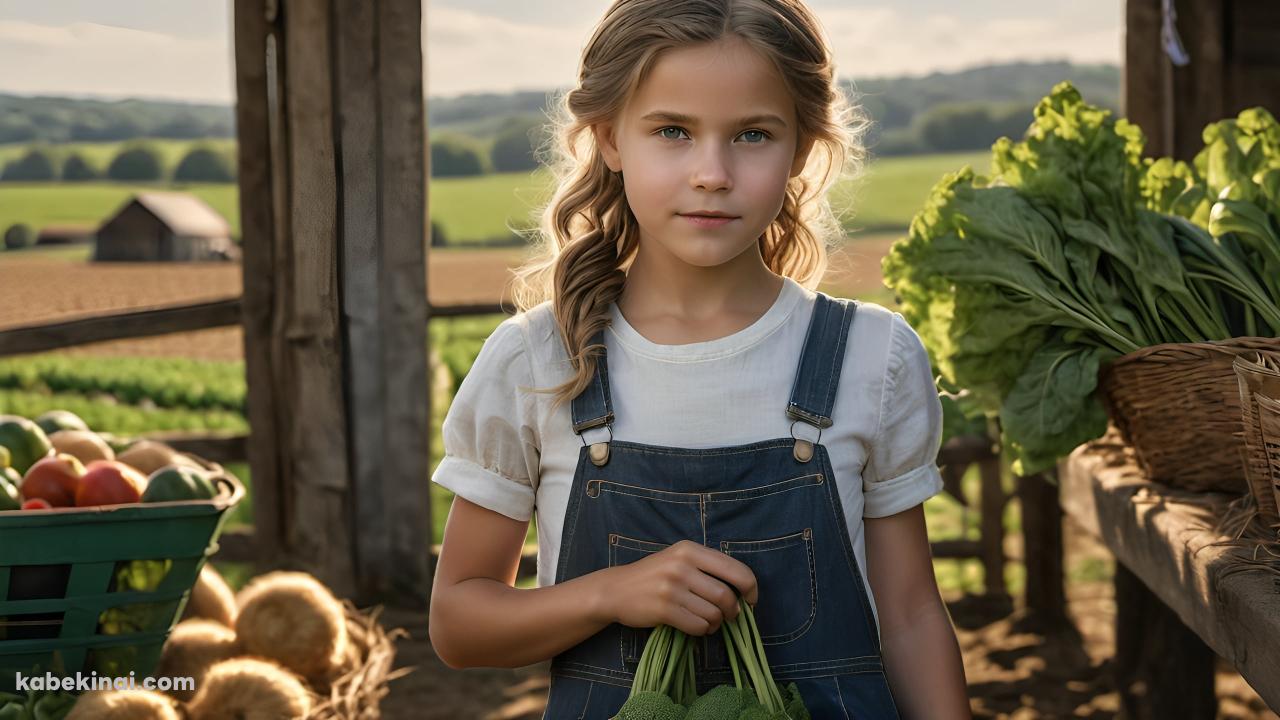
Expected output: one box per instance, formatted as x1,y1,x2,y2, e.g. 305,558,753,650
594,35,813,271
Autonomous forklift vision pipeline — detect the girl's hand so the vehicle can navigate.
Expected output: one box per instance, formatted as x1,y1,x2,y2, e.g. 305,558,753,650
598,540,758,636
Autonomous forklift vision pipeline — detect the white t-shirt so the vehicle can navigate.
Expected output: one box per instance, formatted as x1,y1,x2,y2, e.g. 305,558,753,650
431,275,945,631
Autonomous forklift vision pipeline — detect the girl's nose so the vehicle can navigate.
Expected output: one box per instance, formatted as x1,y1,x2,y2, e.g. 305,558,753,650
690,147,732,192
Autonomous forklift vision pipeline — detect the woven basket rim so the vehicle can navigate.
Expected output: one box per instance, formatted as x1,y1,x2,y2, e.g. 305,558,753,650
1108,336,1280,367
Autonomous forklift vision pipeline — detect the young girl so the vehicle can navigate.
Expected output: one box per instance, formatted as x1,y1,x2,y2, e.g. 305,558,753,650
428,1,970,717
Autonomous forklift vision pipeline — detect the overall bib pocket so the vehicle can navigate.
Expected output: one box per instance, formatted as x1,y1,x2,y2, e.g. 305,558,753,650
720,528,817,644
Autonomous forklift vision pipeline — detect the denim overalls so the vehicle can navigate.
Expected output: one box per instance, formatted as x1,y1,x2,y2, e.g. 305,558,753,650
541,292,901,719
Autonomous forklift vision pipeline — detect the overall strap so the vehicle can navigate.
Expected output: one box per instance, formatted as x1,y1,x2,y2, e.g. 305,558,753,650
786,293,858,461
570,328,614,466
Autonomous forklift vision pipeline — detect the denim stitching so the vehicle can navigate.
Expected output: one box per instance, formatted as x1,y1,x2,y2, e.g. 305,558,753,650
769,655,883,672
592,482,701,504
575,680,594,720
791,294,826,422
818,448,884,652
553,662,635,686
822,301,853,421
552,449,593,584
835,676,853,720
787,291,824,411
589,472,822,505
608,536,667,664
610,534,671,554
606,437,796,457
703,474,824,503
879,670,903,717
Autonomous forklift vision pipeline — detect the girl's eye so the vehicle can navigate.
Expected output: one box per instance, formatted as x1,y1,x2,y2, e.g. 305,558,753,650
656,127,770,143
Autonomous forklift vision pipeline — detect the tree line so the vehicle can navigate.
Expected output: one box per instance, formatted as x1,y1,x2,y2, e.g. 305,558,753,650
1,143,235,183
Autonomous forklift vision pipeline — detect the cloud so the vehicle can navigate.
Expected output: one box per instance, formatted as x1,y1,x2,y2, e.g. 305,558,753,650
814,8,1120,79
0,19,232,102
0,4,1121,102
425,5,594,97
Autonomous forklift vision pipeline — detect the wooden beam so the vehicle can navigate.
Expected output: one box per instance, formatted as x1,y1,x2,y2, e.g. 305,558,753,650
1125,0,1167,157
374,0,432,606
1114,563,1217,718
937,434,998,468
282,0,357,596
212,527,260,564
978,457,1008,596
1170,0,1226,161
1019,472,1067,625
335,0,432,606
430,302,511,318
234,0,285,569
1060,442,1280,708
0,299,241,357
143,431,248,466
929,539,982,559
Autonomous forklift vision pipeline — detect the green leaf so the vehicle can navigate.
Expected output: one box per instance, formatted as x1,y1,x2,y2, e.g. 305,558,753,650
1000,336,1117,476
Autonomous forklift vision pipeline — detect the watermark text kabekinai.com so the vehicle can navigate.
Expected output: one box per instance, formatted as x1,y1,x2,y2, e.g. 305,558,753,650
14,671,195,694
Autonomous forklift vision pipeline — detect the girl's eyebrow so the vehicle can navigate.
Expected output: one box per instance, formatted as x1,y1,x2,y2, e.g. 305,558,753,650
639,110,788,128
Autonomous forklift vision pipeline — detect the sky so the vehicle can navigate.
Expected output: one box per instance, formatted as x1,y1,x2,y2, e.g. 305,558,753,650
0,0,1123,104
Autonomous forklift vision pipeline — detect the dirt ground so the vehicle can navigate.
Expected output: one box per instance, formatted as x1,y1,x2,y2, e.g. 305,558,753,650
374,514,1277,720
0,247,533,360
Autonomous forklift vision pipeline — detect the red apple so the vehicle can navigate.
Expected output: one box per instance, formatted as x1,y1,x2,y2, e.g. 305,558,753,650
21,453,86,507
76,460,147,507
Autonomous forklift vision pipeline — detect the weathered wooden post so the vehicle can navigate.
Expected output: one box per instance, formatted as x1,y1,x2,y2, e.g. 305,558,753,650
1018,472,1067,626
1125,0,1280,161
233,0,432,608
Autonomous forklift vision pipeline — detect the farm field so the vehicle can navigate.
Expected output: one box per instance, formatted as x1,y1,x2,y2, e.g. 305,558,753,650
0,147,990,242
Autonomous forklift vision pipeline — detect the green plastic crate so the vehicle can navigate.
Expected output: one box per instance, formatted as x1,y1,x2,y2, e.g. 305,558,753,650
0,466,243,693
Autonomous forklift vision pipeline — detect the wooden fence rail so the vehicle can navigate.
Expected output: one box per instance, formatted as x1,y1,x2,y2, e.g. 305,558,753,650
0,297,508,358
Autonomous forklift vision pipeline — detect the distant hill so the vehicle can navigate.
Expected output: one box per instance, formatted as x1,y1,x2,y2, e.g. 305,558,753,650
0,94,234,144
0,61,1119,155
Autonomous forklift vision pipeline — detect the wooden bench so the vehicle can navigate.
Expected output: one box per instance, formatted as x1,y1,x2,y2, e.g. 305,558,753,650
1058,434,1280,714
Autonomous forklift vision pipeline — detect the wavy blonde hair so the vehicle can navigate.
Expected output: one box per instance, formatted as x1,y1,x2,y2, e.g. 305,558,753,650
510,0,870,413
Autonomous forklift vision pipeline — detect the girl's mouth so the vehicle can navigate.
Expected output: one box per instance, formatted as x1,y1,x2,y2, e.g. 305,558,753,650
680,214,738,228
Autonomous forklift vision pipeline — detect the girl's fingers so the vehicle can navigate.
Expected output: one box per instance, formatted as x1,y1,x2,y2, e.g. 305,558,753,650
697,552,759,606
686,569,740,621
669,600,714,637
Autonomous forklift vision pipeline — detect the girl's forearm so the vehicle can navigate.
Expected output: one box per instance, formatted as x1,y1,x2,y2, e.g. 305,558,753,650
881,602,972,720
430,567,616,669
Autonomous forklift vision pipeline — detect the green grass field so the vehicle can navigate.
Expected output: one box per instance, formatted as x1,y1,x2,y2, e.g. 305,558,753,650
0,148,992,247
0,183,239,237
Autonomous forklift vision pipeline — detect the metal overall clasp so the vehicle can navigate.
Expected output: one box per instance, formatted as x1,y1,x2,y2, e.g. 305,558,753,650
583,425,613,467
790,419,822,463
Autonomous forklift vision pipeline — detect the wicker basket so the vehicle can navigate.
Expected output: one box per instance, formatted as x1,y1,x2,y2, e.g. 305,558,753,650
1098,336,1280,493
0,457,243,693
1235,350,1280,534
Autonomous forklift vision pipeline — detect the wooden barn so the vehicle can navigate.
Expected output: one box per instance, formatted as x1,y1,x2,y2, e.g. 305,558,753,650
93,192,238,262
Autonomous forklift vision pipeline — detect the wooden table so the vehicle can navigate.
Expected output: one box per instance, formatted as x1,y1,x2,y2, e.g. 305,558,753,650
1058,434,1280,714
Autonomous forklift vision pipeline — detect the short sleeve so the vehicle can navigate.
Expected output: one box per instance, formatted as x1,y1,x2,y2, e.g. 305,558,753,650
862,313,945,518
430,319,540,522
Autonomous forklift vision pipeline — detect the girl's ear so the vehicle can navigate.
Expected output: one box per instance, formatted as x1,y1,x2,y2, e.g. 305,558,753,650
790,135,815,178
592,121,623,173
